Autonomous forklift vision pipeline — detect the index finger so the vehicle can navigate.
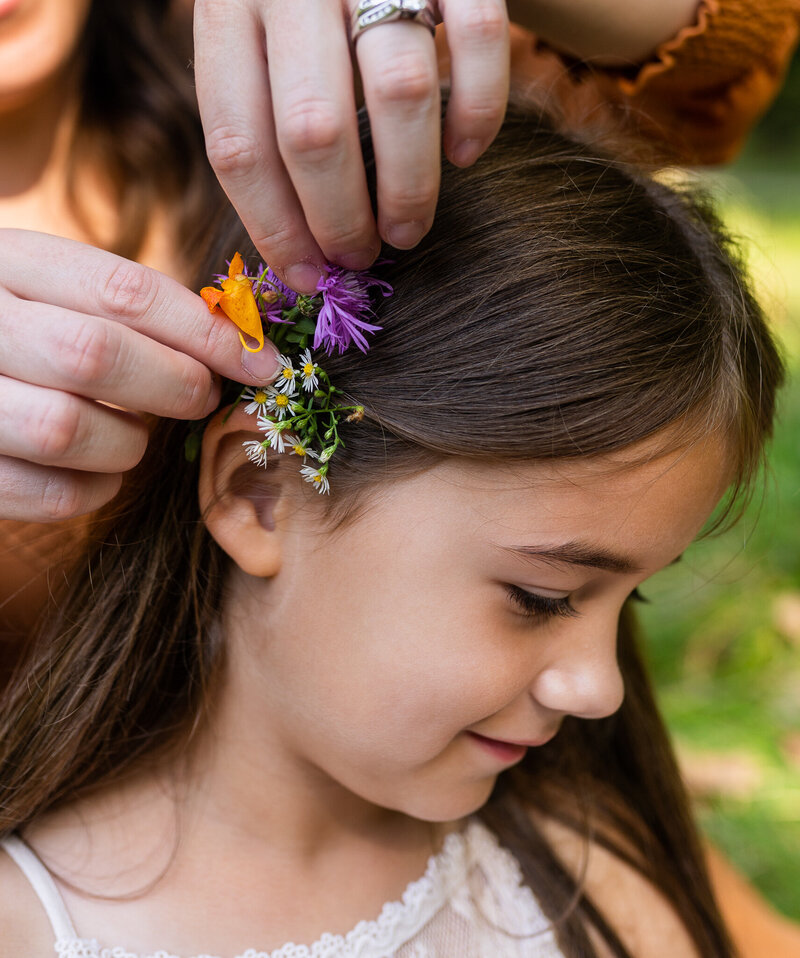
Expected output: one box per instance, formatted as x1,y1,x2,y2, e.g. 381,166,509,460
193,0,327,294
0,230,280,385
265,0,381,269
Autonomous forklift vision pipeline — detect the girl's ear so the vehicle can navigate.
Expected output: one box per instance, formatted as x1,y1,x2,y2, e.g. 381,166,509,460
198,405,287,578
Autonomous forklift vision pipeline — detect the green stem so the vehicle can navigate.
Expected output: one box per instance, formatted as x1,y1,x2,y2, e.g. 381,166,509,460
222,386,247,424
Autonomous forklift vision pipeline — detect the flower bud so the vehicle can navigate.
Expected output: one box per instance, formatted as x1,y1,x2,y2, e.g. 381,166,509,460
297,295,317,316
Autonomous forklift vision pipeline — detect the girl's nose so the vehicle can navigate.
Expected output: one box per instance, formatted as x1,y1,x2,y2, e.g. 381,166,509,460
528,616,625,721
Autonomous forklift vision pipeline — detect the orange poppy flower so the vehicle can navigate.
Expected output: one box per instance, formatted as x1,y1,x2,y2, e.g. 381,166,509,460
200,252,264,353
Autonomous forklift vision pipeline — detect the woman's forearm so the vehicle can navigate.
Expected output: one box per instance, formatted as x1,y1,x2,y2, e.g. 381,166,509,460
505,0,702,64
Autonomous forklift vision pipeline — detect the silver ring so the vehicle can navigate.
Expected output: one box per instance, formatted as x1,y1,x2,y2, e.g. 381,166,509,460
351,0,437,43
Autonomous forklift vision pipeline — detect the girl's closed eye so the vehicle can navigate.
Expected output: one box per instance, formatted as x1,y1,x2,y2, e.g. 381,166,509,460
506,585,650,620
506,585,579,620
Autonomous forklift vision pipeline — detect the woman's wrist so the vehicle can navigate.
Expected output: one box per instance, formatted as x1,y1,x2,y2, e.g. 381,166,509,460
505,0,702,64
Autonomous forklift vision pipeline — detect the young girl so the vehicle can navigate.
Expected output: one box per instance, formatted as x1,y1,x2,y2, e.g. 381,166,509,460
0,105,785,958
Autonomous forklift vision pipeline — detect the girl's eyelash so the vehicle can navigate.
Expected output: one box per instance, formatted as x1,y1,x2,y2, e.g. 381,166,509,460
506,585,650,620
506,585,578,620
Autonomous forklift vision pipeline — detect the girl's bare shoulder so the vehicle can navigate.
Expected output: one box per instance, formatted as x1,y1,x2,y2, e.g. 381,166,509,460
0,844,56,958
528,809,702,958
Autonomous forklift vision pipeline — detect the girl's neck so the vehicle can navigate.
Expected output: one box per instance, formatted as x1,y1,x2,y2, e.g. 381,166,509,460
177,666,444,865
19,626,464,951
18,592,468,949
22,762,454,956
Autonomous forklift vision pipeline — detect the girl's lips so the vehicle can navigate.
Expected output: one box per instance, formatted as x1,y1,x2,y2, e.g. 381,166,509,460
466,731,532,763
466,729,559,762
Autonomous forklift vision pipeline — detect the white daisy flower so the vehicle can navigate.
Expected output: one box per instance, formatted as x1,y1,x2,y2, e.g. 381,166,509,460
264,386,293,420
288,439,318,461
242,387,270,416
242,440,269,468
259,418,289,453
275,354,298,396
298,348,319,393
300,465,330,494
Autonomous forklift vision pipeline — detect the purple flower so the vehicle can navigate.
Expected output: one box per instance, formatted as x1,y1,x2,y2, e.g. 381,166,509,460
258,266,298,325
313,266,392,355
261,266,298,310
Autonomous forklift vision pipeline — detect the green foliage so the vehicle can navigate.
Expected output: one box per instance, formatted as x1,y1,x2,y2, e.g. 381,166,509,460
640,168,800,921
738,50,800,168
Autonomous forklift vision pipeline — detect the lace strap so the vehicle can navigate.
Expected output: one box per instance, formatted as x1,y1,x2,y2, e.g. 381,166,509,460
2,834,77,940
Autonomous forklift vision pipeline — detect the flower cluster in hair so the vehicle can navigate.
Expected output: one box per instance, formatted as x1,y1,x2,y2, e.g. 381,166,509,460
200,253,391,493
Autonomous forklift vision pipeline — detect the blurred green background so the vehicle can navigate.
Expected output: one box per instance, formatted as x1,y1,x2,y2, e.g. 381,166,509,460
643,51,800,921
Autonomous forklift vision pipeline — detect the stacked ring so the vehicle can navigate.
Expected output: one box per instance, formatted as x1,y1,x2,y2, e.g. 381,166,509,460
351,0,437,43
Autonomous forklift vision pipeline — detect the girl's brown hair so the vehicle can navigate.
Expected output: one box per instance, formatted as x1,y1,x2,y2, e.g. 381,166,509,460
0,106,783,957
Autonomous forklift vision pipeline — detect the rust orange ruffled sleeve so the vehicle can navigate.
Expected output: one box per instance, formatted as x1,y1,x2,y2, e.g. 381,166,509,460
438,0,800,166
596,0,800,164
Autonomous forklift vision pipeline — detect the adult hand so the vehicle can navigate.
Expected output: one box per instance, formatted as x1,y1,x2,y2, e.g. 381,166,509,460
0,230,280,522
193,0,510,294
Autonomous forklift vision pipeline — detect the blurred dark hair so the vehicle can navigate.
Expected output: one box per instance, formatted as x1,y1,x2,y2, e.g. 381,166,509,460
0,105,784,958
67,0,225,262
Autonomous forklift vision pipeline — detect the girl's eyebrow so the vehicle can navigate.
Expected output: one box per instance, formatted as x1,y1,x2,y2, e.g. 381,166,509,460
500,543,685,575
502,542,641,574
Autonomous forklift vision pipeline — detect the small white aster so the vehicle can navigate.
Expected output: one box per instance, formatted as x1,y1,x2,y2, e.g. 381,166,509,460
259,418,289,453
242,387,270,416
298,348,319,393
264,385,293,420
288,439,318,461
275,354,298,396
242,440,269,468
300,465,330,494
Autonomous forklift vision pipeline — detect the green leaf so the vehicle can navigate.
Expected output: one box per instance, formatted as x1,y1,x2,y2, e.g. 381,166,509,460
184,432,202,463
293,317,317,335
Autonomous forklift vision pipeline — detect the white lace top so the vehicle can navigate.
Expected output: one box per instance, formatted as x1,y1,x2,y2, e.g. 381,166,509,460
2,819,566,958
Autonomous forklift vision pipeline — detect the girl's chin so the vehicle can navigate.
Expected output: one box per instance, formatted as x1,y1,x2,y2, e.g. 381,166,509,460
387,778,499,825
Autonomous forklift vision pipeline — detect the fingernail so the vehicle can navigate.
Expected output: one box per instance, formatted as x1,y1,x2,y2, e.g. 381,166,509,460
385,220,426,250
284,263,324,294
241,345,280,382
451,138,483,167
337,249,378,271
